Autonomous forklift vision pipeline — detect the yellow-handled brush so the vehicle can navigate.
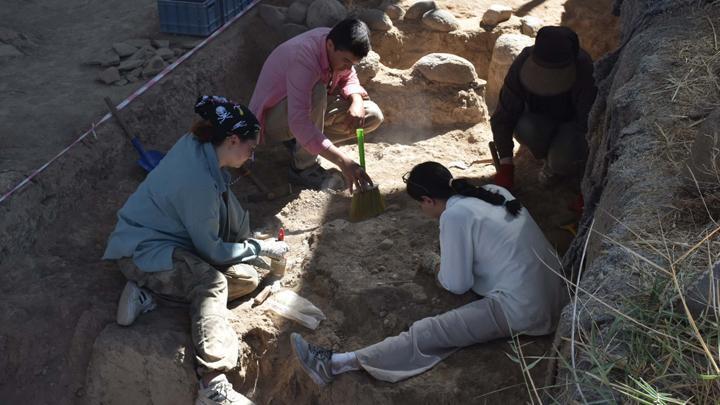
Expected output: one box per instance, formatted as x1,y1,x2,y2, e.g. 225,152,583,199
349,128,385,222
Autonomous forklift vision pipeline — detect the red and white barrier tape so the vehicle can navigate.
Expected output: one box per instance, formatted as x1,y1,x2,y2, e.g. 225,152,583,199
0,0,259,205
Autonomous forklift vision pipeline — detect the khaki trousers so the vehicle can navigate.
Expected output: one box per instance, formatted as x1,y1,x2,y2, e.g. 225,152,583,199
263,82,384,169
119,250,262,375
355,297,511,383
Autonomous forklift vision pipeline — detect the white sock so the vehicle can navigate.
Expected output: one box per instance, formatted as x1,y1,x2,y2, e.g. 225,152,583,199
330,352,360,375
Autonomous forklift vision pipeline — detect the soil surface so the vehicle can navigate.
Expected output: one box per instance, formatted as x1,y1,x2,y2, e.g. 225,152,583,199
0,0,607,403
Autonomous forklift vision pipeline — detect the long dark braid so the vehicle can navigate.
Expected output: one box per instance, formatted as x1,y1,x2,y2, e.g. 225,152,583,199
405,161,523,217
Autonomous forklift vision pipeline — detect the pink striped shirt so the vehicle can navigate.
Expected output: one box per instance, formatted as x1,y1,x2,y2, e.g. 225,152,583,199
249,28,367,154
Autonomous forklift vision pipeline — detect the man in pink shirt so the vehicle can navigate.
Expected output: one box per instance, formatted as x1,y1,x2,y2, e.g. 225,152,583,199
249,19,384,191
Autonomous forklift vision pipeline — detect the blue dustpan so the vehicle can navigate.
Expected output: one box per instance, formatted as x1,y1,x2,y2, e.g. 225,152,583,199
105,97,165,172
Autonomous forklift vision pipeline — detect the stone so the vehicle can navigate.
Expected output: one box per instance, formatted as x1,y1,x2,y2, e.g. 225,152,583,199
405,0,437,20
412,53,478,85
481,4,513,26
142,55,167,77
379,239,394,250
173,48,185,56
685,262,720,319
0,44,22,57
306,0,347,28
0,27,20,43
485,33,533,111
281,23,308,40
118,58,144,71
152,39,170,48
128,46,155,62
286,1,308,25
178,40,201,50
126,67,143,83
356,50,381,82
520,16,543,37
125,38,152,49
112,42,138,58
155,47,175,61
113,78,129,86
358,9,393,32
258,4,287,27
97,67,121,84
382,3,405,21
421,9,460,32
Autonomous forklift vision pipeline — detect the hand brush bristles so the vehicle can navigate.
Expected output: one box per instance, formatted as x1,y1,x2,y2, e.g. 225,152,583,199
349,128,385,222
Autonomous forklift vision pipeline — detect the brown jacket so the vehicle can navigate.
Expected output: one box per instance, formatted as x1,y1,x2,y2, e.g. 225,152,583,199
490,47,597,158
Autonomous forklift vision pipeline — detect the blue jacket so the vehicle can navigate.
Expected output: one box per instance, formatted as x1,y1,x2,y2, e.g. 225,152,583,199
103,134,260,272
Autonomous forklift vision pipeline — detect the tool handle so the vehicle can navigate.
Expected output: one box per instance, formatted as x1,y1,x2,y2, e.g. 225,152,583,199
356,128,366,168
277,228,285,241
104,97,134,141
488,141,501,170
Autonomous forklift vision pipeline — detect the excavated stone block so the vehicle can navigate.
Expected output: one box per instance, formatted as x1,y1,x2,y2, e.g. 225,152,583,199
286,1,308,25
485,33,533,111
258,4,287,27
98,67,121,84
359,9,393,32
405,0,437,20
383,3,405,21
143,55,167,77
412,53,478,85
482,4,513,26
421,9,460,32
356,50,381,82
306,0,347,28
112,42,137,58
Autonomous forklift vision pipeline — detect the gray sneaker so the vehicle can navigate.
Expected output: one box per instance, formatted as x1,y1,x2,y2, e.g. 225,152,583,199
290,332,334,386
116,281,156,326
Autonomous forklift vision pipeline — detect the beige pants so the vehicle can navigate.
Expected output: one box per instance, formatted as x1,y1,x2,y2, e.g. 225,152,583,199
119,250,262,375
355,297,511,383
264,82,384,169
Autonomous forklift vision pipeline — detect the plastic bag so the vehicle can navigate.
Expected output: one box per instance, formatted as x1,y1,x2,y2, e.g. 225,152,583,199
263,289,326,330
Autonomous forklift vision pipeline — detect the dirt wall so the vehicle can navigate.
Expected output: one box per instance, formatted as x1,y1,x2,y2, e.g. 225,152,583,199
553,0,718,401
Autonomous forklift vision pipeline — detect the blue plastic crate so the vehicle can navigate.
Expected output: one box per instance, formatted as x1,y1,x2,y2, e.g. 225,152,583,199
220,0,246,21
158,0,223,37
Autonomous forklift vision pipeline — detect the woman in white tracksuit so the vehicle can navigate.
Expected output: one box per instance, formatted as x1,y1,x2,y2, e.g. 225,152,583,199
291,161,567,385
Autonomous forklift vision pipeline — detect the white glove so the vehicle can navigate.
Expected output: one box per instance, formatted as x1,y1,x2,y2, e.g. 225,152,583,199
255,238,289,260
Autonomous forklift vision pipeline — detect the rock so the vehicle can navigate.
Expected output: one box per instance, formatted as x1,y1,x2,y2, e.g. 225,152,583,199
379,239,394,250
97,67,121,84
84,51,120,67
481,4,513,26
421,9,459,32
412,53,478,85
358,9,393,32
0,27,20,43
128,46,155,62
173,48,185,56
281,23,308,40
178,40,201,50
155,47,175,61
0,44,22,57
405,0,437,20
356,50,381,82
126,67,143,83
118,58,144,71
125,38,152,49
520,16,543,37
112,42,138,58
113,78,129,86
382,3,405,21
142,55,167,77
286,1,308,25
485,33,533,111
258,4,287,27
685,262,720,319
152,39,170,48
84,321,196,404
306,0,347,28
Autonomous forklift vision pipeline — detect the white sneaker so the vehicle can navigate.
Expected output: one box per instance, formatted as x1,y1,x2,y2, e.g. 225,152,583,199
196,374,254,405
116,281,156,326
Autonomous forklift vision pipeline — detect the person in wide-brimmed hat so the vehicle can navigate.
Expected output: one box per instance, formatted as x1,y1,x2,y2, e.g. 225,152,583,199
490,26,597,191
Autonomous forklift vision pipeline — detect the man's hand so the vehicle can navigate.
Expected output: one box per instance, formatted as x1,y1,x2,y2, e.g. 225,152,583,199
343,94,366,131
494,164,515,190
340,159,373,193
418,252,441,277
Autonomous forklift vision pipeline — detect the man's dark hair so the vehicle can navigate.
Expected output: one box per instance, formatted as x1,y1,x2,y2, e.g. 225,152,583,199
327,19,371,58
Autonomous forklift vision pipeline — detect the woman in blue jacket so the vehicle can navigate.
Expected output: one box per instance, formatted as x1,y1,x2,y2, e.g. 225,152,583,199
103,95,287,405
